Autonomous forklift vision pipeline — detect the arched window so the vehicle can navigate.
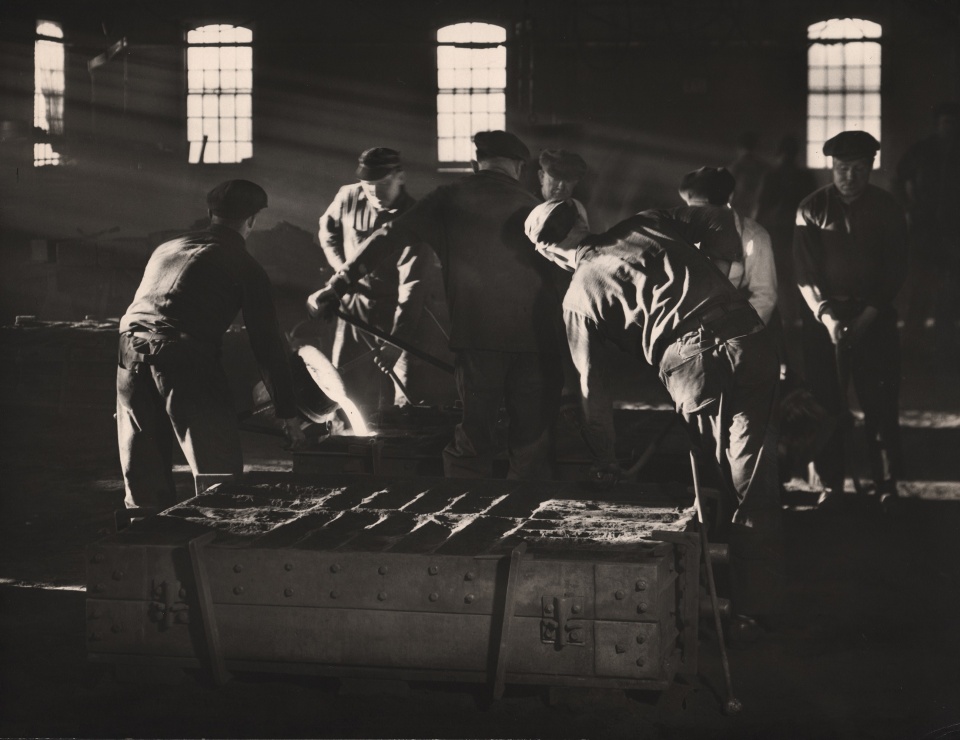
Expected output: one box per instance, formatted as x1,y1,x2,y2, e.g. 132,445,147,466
34,20,64,167
436,22,507,167
807,18,882,168
186,24,253,164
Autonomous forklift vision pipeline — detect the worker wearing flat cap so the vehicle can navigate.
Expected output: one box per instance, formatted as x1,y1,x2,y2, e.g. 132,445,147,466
318,147,443,415
527,203,785,639
117,180,305,509
309,130,565,480
538,149,590,225
679,166,778,327
794,131,909,511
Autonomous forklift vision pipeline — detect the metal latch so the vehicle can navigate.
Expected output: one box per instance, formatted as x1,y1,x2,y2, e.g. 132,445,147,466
148,579,190,629
540,594,586,647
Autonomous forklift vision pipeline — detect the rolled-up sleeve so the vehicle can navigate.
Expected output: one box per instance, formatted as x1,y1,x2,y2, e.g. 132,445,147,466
564,309,617,465
740,219,778,324
793,203,829,319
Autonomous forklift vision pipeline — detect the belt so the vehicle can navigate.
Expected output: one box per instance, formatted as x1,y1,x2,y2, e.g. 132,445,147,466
672,303,762,342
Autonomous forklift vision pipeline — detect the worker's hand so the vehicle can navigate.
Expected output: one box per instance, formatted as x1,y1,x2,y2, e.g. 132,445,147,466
281,417,308,450
846,306,878,344
820,309,847,345
306,286,339,320
374,344,402,375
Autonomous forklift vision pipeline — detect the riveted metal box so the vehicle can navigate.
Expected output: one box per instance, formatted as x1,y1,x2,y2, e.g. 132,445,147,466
87,473,700,693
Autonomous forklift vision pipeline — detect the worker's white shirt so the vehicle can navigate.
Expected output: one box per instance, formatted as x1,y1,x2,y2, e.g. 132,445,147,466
731,211,778,325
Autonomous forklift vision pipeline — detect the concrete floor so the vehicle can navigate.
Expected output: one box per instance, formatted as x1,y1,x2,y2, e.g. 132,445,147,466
1,338,959,739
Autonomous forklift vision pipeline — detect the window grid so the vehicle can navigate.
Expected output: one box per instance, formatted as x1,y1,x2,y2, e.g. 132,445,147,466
437,23,507,164
34,21,64,167
187,24,253,164
807,19,882,168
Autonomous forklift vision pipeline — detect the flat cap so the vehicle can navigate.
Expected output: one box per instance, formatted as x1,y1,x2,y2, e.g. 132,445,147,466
823,131,880,160
356,147,402,180
474,130,530,161
678,167,736,206
207,179,268,220
539,149,587,180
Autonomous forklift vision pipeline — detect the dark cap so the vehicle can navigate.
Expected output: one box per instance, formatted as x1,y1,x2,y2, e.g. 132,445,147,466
356,147,402,180
474,130,530,162
822,131,880,160
678,167,736,206
539,149,587,180
207,179,268,220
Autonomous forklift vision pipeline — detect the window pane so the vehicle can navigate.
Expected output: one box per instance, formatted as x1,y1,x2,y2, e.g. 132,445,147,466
809,67,826,89
863,65,880,90
221,70,237,91
220,117,235,142
204,69,219,90
845,66,863,88
453,94,470,113
236,94,252,117
203,116,219,139
809,43,826,66
438,138,454,161
472,67,490,89
438,69,455,89
236,118,252,142
437,46,454,69
220,46,237,70
808,94,826,116
187,117,202,140
849,93,867,116
437,93,454,113
437,113,454,137
237,47,252,71
825,44,844,66
220,141,237,162
864,93,881,117
488,67,506,89
236,141,252,160
827,67,843,89
220,94,235,118
205,143,220,164
489,92,505,113
236,70,252,91
826,94,843,116
808,118,825,143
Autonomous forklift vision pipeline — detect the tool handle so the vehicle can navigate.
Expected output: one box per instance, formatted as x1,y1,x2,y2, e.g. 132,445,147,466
335,309,455,375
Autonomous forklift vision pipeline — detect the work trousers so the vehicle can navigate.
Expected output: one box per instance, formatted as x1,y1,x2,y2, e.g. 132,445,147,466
332,293,409,416
443,349,563,481
116,334,242,510
801,306,904,493
659,319,785,618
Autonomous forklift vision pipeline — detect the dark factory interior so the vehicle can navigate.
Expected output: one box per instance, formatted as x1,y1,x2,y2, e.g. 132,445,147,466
1,1,959,738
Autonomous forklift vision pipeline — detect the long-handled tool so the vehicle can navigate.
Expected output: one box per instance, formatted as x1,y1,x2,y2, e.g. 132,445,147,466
835,334,867,496
335,309,454,375
689,449,742,715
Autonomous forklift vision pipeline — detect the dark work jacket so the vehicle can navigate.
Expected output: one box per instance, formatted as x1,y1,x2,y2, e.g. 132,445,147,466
563,205,749,367
793,184,908,313
330,170,562,353
120,224,298,417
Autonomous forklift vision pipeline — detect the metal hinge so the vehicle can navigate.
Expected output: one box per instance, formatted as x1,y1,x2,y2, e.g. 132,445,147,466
148,579,190,629
540,594,586,647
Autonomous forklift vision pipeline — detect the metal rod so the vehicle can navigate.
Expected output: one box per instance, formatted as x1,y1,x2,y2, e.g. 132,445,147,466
492,541,527,701
689,450,742,715
187,532,231,687
335,309,454,375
